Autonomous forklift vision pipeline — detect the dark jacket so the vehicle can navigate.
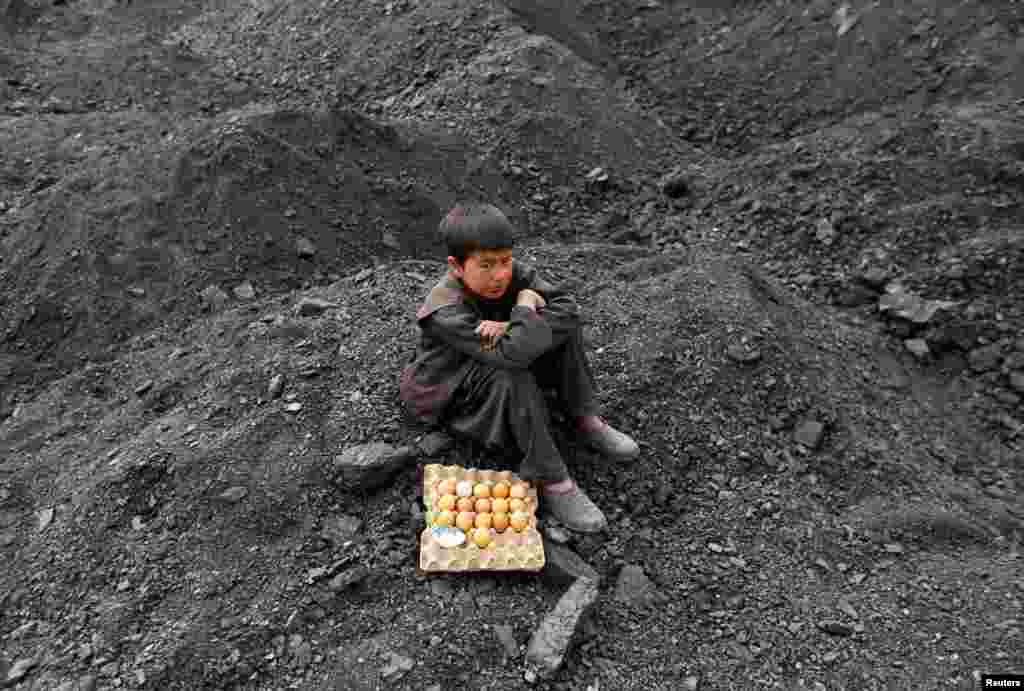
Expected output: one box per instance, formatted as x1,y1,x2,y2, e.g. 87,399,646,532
398,261,579,425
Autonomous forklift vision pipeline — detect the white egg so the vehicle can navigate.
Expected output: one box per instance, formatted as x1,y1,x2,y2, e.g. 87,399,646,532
456,480,474,497
434,527,466,548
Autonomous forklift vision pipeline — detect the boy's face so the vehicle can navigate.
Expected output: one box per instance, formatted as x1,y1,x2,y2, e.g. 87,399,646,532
448,248,514,299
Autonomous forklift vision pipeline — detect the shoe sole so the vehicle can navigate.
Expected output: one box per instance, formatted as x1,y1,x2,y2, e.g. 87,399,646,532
582,443,640,461
543,515,606,534
564,521,607,534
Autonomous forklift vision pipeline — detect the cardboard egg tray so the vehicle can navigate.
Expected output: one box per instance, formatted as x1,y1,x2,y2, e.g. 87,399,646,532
419,464,545,573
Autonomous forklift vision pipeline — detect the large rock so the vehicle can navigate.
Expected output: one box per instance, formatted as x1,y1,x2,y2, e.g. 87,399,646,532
296,237,317,258
320,514,363,545
525,577,600,679
878,285,956,324
542,543,600,588
793,419,826,449
1004,349,1024,371
1009,371,1024,394
967,343,1003,373
200,285,230,313
332,443,415,491
613,564,657,606
5,658,36,686
834,283,878,307
660,167,690,199
856,266,891,289
927,322,982,352
233,281,256,300
379,652,414,683
297,297,336,317
904,338,930,359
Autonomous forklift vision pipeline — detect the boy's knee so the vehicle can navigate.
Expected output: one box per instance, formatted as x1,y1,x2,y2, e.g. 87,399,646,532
490,366,541,392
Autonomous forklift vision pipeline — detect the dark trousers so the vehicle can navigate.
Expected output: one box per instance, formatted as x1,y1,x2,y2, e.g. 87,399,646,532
442,321,600,483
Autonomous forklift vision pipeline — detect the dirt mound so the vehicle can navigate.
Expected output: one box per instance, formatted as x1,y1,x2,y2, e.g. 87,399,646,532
398,25,688,184
0,103,527,402
4,243,1018,689
663,95,1024,444
172,0,695,236
579,0,1024,150
0,109,186,389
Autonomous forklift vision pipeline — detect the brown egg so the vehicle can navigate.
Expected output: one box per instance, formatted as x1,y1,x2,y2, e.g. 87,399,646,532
509,482,528,499
509,511,529,532
455,512,476,532
491,498,509,515
437,494,457,512
492,512,509,532
474,498,492,514
497,470,514,483
473,483,491,499
509,498,526,514
474,512,493,530
435,510,455,528
465,469,480,482
456,497,476,514
491,482,510,499
437,478,457,496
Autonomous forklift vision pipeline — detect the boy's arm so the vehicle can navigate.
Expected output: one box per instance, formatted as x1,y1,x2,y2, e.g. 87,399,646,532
424,303,553,369
518,263,580,337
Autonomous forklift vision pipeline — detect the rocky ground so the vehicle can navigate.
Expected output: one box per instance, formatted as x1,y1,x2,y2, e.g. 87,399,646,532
1,0,1022,689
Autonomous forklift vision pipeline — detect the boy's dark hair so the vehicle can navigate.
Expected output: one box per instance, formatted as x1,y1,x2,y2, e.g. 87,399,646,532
439,202,516,266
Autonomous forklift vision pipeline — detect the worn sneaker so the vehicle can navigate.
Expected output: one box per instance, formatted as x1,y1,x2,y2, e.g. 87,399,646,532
578,417,640,460
540,481,607,533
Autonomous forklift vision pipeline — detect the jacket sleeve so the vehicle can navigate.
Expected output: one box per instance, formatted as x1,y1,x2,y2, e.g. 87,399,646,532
517,263,580,334
423,302,553,370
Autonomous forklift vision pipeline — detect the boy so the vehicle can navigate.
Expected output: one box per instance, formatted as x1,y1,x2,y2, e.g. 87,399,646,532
399,202,639,533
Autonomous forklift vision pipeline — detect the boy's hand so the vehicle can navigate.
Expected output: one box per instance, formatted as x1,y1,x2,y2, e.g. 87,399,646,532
516,289,546,309
475,320,509,351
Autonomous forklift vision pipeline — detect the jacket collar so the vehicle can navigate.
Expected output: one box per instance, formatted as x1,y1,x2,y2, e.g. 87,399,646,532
415,265,521,321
